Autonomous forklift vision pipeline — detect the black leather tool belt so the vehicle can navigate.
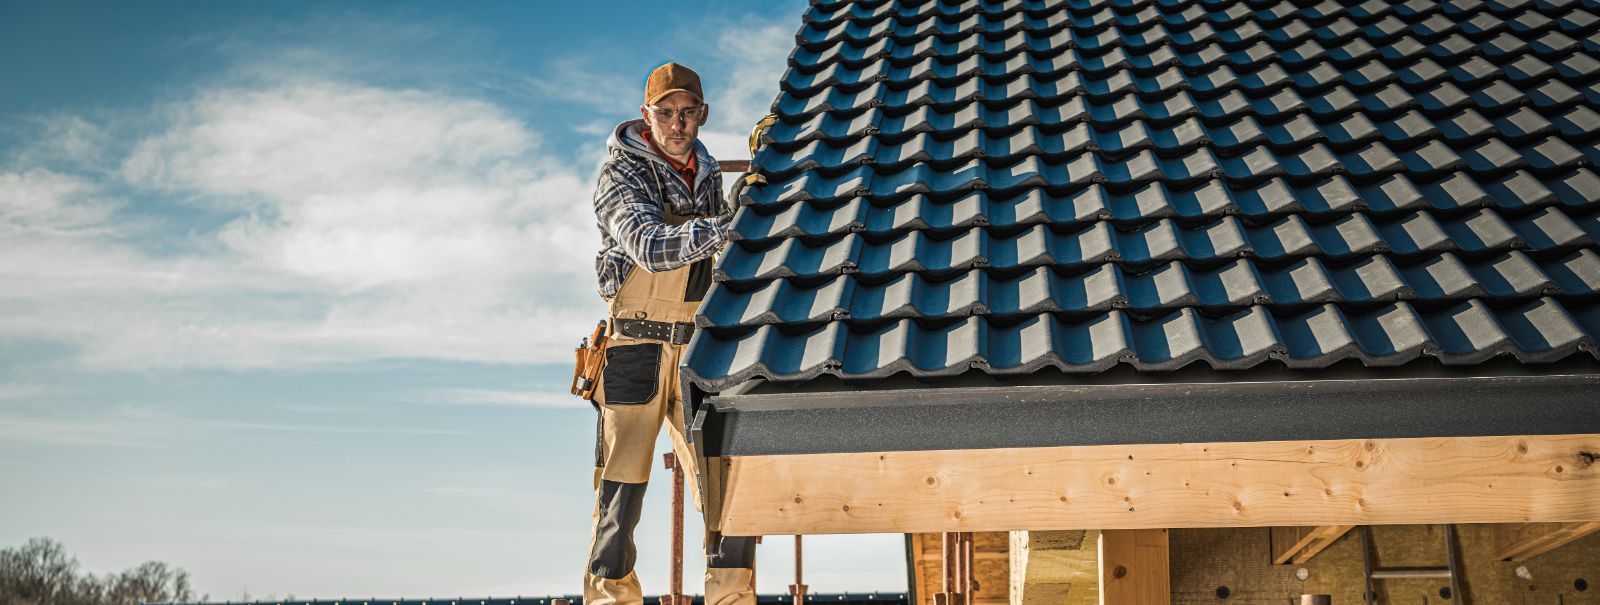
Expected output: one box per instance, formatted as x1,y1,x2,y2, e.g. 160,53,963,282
615,318,696,345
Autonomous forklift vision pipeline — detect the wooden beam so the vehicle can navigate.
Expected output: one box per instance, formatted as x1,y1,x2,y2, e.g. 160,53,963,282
1489,521,1600,561
713,435,1600,535
1098,529,1169,605
1011,530,1099,605
918,550,1008,562
1269,526,1355,565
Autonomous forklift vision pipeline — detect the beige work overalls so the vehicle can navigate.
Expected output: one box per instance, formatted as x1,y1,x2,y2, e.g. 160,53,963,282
584,204,755,605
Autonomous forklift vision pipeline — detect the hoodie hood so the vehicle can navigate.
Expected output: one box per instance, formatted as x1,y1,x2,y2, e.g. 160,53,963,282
606,118,716,176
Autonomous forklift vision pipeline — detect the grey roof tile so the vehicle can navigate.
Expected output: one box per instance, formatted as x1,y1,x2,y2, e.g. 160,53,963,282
684,0,1600,390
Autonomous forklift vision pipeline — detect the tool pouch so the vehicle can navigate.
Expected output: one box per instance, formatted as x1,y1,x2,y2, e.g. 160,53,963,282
571,320,609,401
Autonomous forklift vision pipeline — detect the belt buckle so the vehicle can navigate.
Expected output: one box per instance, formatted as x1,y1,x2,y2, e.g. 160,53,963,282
669,322,689,344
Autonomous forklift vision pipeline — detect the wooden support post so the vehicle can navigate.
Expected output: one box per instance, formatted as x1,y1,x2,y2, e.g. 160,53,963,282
1490,521,1600,561
1270,526,1355,565
662,453,689,605
1098,529,1169,605
911,533,930,605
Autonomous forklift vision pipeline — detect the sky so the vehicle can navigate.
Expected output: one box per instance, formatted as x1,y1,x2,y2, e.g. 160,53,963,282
0,1,907,600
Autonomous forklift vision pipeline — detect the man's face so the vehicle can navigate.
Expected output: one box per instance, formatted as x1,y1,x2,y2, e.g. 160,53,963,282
641,91,707,160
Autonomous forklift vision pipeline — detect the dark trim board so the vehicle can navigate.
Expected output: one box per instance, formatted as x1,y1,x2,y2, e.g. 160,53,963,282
696,374,1600,457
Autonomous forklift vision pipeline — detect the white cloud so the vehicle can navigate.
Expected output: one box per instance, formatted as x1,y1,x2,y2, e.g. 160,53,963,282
0,169,118,232
0,402,467,449
0,413,161,448
0,9,800,373
2,78,610,370
0,384,56,402
697,19,795,163
517,57,638,115
430,387,584,408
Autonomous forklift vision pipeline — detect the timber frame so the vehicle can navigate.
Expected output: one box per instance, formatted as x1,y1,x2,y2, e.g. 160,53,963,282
687,373,1600,535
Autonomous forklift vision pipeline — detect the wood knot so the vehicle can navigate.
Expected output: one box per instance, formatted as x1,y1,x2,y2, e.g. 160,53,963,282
841,505,850,512
793,496,803,504
925,476,938,486
1113,566,1128,579
1516,442,1529,455
1355,460,1365,469
1107,476,1117,485
1578,451,1598,468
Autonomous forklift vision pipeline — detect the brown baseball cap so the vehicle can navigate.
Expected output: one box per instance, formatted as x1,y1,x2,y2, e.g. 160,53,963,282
644,62,703,105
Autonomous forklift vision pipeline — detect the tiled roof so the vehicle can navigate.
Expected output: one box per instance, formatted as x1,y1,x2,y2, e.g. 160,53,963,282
683,0,1600,392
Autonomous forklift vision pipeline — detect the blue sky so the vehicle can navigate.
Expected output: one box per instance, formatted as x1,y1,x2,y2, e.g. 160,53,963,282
0,1,905,600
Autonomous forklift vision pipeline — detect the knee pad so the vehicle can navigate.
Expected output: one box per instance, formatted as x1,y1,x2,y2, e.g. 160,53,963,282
588,480,648,579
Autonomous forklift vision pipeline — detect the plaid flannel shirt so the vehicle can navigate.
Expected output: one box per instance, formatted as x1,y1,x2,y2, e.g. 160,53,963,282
592,119,729,299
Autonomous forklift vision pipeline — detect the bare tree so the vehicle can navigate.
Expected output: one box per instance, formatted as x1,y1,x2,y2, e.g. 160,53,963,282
0,538,194,605
0,537,88,605
104,562,193,605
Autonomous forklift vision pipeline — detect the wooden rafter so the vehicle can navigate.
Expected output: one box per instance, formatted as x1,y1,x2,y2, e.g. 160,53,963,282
1489,521,1600,561
1270,526,1356,565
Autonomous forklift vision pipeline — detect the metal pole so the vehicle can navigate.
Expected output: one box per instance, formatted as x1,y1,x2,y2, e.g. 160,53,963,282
663,454,685,605
1445,525,1465,604
1360,526,1375,605
789,535,807,605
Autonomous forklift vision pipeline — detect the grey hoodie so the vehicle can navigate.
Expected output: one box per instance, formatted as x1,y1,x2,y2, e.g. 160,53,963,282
592,119,730,299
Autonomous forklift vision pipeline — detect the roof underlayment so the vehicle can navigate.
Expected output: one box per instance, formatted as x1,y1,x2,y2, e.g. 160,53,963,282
682,0,1600,395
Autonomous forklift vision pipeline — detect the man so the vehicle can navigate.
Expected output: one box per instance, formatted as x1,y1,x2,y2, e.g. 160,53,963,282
585,62,754,605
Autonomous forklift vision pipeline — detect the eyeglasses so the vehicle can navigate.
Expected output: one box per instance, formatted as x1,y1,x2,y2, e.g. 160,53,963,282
646,104,706,124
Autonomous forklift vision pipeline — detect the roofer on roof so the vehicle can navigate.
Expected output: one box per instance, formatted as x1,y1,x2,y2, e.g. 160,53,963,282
581,62,751,605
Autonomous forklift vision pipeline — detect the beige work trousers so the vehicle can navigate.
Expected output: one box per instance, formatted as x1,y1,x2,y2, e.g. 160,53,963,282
583,333,754,605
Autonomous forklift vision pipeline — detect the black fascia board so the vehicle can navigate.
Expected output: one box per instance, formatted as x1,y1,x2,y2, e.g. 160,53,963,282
695,374,1600,457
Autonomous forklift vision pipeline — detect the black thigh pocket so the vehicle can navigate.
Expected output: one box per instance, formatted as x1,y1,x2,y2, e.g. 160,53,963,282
602,343,661,405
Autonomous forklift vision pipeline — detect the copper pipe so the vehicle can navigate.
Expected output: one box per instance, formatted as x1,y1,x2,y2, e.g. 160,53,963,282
789,535,807,605
960,531,972,601
934,532,959,605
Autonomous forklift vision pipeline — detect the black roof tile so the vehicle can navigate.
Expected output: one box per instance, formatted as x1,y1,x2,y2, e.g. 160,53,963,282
683,0,1600,391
